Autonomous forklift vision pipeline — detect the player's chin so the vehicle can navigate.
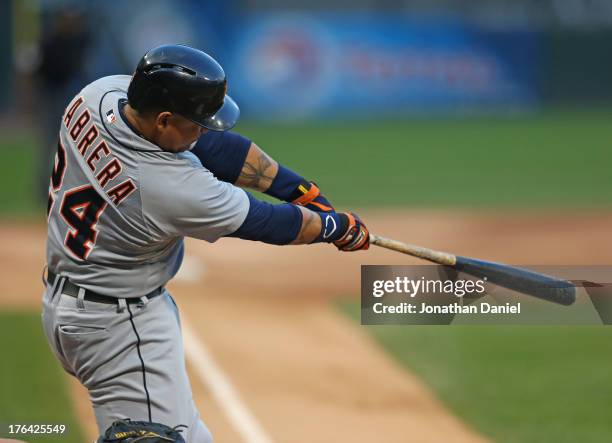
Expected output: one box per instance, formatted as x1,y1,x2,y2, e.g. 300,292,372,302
174,140,199,153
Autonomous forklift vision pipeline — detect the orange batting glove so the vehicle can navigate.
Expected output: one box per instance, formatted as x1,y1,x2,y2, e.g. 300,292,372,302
334,212,370,251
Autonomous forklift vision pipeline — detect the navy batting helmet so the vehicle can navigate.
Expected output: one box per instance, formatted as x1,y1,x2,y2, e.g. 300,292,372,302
127,44,239,131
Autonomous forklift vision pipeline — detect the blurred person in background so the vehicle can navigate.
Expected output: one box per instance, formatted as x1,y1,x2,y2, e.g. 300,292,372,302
35,6,91,202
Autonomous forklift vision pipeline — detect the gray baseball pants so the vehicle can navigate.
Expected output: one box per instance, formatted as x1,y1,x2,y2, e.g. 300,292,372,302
41,277,213,443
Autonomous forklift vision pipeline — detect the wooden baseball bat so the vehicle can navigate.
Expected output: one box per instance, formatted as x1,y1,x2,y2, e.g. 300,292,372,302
369,234,576,305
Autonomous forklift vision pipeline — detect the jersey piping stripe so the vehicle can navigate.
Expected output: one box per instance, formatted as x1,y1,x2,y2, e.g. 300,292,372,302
126,303,153,422
98,90,160,153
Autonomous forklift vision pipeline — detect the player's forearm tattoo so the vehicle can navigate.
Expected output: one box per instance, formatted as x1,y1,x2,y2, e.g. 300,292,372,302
238,147,277,192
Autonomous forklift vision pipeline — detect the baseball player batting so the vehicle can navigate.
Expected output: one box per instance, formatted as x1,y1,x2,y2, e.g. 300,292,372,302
42,44,369,442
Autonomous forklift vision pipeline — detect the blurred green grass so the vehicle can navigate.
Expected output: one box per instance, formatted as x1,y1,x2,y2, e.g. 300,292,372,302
2,109,612,217
237,110,612,208
0,133,43,216
341,302,612,443
0,312,85,442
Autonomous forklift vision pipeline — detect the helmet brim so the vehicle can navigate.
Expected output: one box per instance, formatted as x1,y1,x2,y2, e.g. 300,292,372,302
193,95,240,132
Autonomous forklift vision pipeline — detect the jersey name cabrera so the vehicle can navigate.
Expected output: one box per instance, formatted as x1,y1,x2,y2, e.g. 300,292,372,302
46,75,248,298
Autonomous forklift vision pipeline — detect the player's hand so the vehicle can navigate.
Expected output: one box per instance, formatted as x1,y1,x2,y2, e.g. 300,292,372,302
334,212,370,251
292,182,335,212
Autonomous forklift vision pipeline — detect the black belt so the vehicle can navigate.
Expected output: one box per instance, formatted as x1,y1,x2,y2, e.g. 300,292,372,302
47,271,163,305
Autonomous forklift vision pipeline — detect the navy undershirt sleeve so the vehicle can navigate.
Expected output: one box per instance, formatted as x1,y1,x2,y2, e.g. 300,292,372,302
191,131,315,204
227,192,304,245
190,131,252,184
264,164,306,201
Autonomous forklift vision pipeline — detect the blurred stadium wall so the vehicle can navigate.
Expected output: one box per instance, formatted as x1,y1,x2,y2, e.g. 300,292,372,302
3,0,612,118
0,1,12,111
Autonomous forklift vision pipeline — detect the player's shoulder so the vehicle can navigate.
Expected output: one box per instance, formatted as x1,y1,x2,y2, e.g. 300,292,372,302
86,74,131,92
140,151,221,199
140,151,208,191
139,153,220,215
79,75,132,103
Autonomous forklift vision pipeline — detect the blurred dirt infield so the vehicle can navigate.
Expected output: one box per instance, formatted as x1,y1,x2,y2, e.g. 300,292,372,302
2,210,612,442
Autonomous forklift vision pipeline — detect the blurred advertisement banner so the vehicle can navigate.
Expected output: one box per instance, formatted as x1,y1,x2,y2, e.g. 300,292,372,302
228,14,539,119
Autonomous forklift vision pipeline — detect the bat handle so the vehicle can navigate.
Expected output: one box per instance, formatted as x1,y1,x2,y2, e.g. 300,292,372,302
370,233,457,266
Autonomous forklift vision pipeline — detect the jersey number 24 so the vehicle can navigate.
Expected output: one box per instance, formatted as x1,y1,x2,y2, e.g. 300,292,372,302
48,141,107,260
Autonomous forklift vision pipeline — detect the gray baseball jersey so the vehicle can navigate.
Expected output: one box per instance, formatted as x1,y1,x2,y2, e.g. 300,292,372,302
46,75,249,298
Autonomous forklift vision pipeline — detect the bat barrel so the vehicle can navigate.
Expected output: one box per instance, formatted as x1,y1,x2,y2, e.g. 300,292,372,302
455,256,576,305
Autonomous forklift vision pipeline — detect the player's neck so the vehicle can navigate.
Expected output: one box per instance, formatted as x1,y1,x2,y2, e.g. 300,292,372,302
123,104,157,144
